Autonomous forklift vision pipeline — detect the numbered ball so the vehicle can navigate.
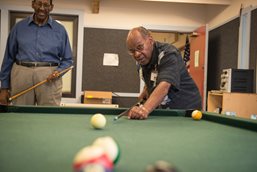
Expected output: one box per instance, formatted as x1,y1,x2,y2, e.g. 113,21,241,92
73,145,113,172
93,136,120,165
91,113,107,129
191,110,202,120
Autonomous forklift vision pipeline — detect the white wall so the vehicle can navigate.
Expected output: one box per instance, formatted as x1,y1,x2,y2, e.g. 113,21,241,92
207,0,257,30
83,0,206,30
0,0,208,30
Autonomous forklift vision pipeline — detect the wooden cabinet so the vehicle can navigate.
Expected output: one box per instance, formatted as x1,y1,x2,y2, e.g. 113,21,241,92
207,91,257,119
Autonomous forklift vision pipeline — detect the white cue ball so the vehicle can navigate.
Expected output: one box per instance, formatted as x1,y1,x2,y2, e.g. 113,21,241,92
90,113,107,129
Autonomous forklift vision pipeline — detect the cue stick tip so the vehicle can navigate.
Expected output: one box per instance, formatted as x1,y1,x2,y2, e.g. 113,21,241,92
113,116,119,121
113,115,122,121
113,112,127,121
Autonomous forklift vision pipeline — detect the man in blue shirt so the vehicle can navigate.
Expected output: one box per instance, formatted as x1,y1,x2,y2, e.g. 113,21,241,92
126,26,202,120
0,0,73,105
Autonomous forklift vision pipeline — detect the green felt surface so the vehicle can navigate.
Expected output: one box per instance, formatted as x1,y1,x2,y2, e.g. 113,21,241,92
0,108,257,172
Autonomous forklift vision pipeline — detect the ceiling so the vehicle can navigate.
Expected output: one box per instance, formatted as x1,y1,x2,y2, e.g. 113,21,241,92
139,0,232,5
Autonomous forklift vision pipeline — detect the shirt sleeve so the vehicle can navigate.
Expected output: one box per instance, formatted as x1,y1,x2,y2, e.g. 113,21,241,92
156,51,181,91
56,26,73,72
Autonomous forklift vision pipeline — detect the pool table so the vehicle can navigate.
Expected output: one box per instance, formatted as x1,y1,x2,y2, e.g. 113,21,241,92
0,105,257,172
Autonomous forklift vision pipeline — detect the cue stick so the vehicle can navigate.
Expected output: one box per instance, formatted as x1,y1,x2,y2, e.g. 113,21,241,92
113,100,144,121
8,66,74,102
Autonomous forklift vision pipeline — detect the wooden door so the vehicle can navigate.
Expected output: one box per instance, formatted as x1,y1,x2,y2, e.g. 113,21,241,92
189,25,207,109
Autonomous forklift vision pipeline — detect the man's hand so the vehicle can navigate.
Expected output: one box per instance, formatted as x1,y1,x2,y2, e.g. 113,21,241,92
0,89,10,105
128,105,150,120
47,71,60,82
128,81,171,120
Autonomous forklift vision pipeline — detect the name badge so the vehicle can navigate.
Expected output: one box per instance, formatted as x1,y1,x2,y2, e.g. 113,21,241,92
150,71,157,82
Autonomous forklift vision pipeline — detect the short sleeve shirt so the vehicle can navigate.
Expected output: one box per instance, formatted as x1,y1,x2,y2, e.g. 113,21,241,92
140,41,202,109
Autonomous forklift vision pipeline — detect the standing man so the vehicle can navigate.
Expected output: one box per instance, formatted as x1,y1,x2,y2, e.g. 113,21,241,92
0,0,73,105
126,26,202,120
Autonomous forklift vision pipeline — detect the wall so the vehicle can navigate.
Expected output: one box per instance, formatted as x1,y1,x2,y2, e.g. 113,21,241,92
207,0,257,94
250,8,257,91
207,0,257,30
207,18,239,91
0,0,208,30
84,0,207,30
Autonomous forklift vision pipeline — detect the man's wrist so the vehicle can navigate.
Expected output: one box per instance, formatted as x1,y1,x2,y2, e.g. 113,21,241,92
141,105,150,114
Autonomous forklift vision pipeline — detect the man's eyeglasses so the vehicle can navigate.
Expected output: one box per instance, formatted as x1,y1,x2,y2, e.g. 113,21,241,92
34,1,52,9
128,43,145,55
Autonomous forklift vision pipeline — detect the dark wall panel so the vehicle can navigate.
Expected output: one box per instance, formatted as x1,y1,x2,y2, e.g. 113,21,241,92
112,97,138,108
250,8,257,92
82,28,140,93
207,18,239,91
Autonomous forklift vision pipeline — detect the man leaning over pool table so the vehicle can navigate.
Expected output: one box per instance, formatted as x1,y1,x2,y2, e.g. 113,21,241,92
126,26,202,120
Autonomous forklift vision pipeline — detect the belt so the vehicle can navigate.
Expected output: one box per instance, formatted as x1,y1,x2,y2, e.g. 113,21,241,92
16,61,59,67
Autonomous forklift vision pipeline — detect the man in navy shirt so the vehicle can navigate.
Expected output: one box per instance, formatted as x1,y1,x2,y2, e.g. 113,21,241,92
0,0,73,105
126,26,202,120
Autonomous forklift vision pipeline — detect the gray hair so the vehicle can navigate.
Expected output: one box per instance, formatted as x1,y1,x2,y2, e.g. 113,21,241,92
133,26,151,39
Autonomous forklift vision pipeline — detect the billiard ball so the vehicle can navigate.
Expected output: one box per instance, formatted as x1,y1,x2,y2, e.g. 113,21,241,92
73,145,113,172
191,110,202,120
92,136,120,165
91,113,107,129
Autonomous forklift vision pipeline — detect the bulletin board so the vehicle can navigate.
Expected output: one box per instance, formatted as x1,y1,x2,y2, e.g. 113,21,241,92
82,27,140,93
207,18,240,91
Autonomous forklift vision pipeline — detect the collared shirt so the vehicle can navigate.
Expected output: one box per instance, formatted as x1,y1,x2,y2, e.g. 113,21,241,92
0,15,73,88
140,41,202,110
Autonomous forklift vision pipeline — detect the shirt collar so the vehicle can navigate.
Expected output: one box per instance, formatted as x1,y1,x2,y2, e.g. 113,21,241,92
28,14,53,28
